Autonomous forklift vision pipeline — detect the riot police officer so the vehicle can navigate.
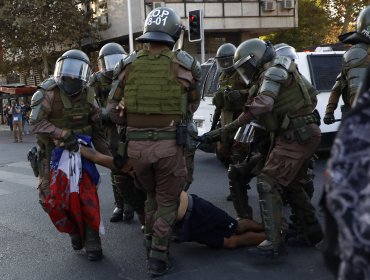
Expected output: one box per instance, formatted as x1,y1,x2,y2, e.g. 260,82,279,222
202,39,322,256
89,43,138,223
324,5,370,124
107,7,201,276
29,49,110,261
211,43,249,202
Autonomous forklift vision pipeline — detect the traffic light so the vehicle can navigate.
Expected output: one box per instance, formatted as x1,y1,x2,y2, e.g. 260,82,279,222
188,10,202,42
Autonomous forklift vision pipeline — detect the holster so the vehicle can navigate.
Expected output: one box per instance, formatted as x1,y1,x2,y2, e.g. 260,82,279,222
27,146,41,177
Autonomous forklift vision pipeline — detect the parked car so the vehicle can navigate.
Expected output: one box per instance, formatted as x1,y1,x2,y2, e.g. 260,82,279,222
193,58,220,136
193,49,345,152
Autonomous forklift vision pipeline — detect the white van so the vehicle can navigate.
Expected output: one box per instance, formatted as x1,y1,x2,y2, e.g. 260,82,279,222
193,49,345,151
295,50,345,150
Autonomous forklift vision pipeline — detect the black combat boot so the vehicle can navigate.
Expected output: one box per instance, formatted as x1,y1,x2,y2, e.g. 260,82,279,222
69,234,83,251
123,203,134,222
147,249,171,276
110,206,123,222
85,225,103,261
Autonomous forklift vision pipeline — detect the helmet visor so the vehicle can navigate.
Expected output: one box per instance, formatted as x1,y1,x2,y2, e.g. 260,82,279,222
234,55,257,85
98,53,126,72
54,58,91,82
216,56,234,72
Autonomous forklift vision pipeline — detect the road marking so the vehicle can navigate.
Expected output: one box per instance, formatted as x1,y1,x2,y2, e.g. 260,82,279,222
7,161,30,169
0,170,37,188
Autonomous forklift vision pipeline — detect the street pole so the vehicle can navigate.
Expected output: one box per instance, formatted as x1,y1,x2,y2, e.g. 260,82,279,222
127,0,134,53
201,27,205,64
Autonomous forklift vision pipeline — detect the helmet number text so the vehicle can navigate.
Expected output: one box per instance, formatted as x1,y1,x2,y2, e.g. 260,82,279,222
147,9,169,26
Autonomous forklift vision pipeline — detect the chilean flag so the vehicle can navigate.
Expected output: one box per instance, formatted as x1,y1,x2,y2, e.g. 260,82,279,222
44,135,104,242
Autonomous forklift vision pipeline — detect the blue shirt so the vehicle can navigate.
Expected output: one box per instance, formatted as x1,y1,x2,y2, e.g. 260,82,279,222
12,105,22,122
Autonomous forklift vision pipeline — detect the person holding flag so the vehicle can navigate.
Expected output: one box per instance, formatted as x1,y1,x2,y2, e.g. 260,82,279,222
29,49,110,261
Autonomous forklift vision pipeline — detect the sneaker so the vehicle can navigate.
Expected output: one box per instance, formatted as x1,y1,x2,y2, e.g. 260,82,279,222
13,139,18,143
147,258,170,276
247,241,287,258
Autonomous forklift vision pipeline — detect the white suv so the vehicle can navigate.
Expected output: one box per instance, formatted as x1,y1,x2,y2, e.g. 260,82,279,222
193,49,345,151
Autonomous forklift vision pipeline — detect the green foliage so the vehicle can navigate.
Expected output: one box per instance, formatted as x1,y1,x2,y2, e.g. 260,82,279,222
261,0,331,50
0,0,105,77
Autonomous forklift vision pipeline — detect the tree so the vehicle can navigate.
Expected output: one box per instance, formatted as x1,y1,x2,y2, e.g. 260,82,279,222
0,0,105,79
320,0,367,42
261,0,331,51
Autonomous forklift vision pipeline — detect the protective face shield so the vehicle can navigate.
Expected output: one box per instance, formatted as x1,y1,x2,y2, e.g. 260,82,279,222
274,43,298,60
98,43,127,79
233,54,258,85
216,56,234,72
233,39,275,85
98,53,126,79
54,57,91,96
172,29,184,51
215,43,236,73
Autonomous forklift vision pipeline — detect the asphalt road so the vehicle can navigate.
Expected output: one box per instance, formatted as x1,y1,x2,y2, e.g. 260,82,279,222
0,127,335,280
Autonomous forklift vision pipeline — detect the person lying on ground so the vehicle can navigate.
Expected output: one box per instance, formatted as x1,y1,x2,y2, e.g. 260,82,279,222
79,145,266,249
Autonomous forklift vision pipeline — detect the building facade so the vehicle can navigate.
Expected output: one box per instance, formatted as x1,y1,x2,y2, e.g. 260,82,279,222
94,0,298,61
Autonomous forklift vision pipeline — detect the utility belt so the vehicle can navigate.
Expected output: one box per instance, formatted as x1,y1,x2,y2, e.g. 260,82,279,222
126,113,181,128
127,120,199,151
127,130,177,141
71,125,93,136
279,112,319,144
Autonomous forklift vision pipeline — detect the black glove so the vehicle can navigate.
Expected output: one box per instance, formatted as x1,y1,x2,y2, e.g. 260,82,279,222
100,107,110,123
225,90,241,105
323,113,335,125
198,132,214,144
63,131,79,152
113,154,128,170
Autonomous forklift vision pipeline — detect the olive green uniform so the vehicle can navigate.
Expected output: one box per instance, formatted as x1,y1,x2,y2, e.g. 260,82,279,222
89,72,142,222
108,48,201,264
208,56,323,252
325,43,370,118
212,71,247,167
29,78,109,256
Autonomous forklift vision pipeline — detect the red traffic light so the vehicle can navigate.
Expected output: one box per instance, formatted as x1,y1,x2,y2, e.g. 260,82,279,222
188,10,202,42
189,15,197,23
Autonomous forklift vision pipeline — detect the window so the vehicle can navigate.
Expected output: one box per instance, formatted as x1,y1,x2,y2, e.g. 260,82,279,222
307,54,343,92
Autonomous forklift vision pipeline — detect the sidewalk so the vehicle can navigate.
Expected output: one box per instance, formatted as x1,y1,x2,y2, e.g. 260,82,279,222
0,124,10,131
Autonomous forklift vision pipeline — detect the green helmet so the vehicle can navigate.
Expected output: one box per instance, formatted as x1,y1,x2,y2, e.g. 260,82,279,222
233,38,275,85
357,5,370,41
136,7,184,45
215,43,236,73
274,43,298,60
54,49,91,96
98,43,127,79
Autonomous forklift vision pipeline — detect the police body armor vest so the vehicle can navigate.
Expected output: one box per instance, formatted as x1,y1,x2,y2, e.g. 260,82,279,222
257,66,313,132
36,88,94,155
124,49,186,118
49,89,94,134
93,72,112,107
217,71,246,112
